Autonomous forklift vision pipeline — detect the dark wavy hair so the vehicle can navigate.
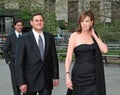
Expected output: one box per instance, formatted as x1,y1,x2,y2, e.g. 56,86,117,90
13,20,24,26
77,10,95,33
12,20,24,28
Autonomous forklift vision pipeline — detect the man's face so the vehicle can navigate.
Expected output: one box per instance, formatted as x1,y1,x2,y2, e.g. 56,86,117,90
14,22,23,32
30,15,44,32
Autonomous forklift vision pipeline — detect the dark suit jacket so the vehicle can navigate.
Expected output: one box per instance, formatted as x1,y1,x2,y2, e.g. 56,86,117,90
3,32,18,63
15,31,59,91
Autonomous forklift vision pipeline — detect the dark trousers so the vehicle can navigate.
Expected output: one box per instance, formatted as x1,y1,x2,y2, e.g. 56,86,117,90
9,62,20,95
23,88,52,95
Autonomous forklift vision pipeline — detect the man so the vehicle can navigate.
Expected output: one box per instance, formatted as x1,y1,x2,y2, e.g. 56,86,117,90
3,20,24,95
15,13,59,95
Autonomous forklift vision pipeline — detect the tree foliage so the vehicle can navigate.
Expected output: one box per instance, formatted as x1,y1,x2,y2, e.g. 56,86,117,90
0,0,120,42
95,19,120,42
19,1,58,34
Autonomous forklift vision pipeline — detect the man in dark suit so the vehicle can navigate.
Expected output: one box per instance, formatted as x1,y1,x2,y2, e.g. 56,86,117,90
3,20,24,95
15,13,59,95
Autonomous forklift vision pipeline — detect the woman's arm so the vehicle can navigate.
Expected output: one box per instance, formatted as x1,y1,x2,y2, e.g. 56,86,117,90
65,33,75,90
65,33,75,74
91,28,108,54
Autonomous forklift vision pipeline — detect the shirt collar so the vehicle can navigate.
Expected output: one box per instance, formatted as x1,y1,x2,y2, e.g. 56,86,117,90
15,30,22,37
32,29,44,38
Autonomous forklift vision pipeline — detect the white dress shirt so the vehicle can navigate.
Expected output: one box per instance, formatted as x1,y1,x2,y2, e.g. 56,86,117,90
15,30,22,38
32,29,45,50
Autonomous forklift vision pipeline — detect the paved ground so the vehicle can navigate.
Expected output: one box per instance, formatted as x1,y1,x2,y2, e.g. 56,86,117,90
0,59,120,95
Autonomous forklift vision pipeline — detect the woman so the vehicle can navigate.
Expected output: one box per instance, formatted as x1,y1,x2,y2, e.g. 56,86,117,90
65,10,108,95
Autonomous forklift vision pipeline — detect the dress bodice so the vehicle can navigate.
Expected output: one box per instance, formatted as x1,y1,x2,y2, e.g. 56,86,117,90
72,43,96,86
74,44,96,64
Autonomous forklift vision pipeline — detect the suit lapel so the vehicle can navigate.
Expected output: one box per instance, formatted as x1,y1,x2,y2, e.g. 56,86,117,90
28,31,42,58
43,32,49,59
28,31,50,61
13,32,17,39
13,32,18,44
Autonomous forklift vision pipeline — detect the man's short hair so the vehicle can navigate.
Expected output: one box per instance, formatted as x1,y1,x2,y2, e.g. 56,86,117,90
30,13,44,21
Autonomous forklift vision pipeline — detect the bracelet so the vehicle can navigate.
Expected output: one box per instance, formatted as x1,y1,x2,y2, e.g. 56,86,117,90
66,72,70,74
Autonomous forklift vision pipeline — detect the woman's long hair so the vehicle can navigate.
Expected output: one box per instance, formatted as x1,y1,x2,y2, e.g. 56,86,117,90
77,10,95,33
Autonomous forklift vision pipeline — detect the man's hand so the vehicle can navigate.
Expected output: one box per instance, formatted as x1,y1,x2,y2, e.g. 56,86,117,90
19,84,27,93
53,79,59,87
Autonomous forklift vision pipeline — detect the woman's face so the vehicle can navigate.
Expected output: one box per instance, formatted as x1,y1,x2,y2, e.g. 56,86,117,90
81,16,93,32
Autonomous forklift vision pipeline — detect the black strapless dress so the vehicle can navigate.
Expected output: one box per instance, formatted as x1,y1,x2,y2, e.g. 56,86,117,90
71,43,97,95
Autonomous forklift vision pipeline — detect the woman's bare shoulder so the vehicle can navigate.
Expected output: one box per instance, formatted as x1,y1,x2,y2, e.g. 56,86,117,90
70,31,78,38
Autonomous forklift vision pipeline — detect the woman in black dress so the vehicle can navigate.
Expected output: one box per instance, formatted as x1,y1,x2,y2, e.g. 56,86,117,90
65,10,108,95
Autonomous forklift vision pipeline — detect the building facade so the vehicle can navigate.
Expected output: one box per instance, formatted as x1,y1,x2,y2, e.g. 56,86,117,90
0,0,120,34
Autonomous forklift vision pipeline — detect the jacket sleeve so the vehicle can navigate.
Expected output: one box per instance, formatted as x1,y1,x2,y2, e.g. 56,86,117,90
51,35,59,79
15,37,26,86
3,35,11,64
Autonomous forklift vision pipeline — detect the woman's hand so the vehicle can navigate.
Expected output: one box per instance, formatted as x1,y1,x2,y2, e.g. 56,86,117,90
66,73,73,90
90,28,108,53
91,28,96,37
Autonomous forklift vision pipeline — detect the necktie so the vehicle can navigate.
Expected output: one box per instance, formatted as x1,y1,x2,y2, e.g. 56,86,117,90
38,35,44,60
18,33,21,37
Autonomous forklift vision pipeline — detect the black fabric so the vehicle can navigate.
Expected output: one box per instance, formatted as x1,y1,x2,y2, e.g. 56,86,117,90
71,44,97,95
94,40,106,95
9,62,21,95
93,32,106,95
4,32,18,63
66,89,73,95
72,84,97,95
72,44,96,86
23,88,52,95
